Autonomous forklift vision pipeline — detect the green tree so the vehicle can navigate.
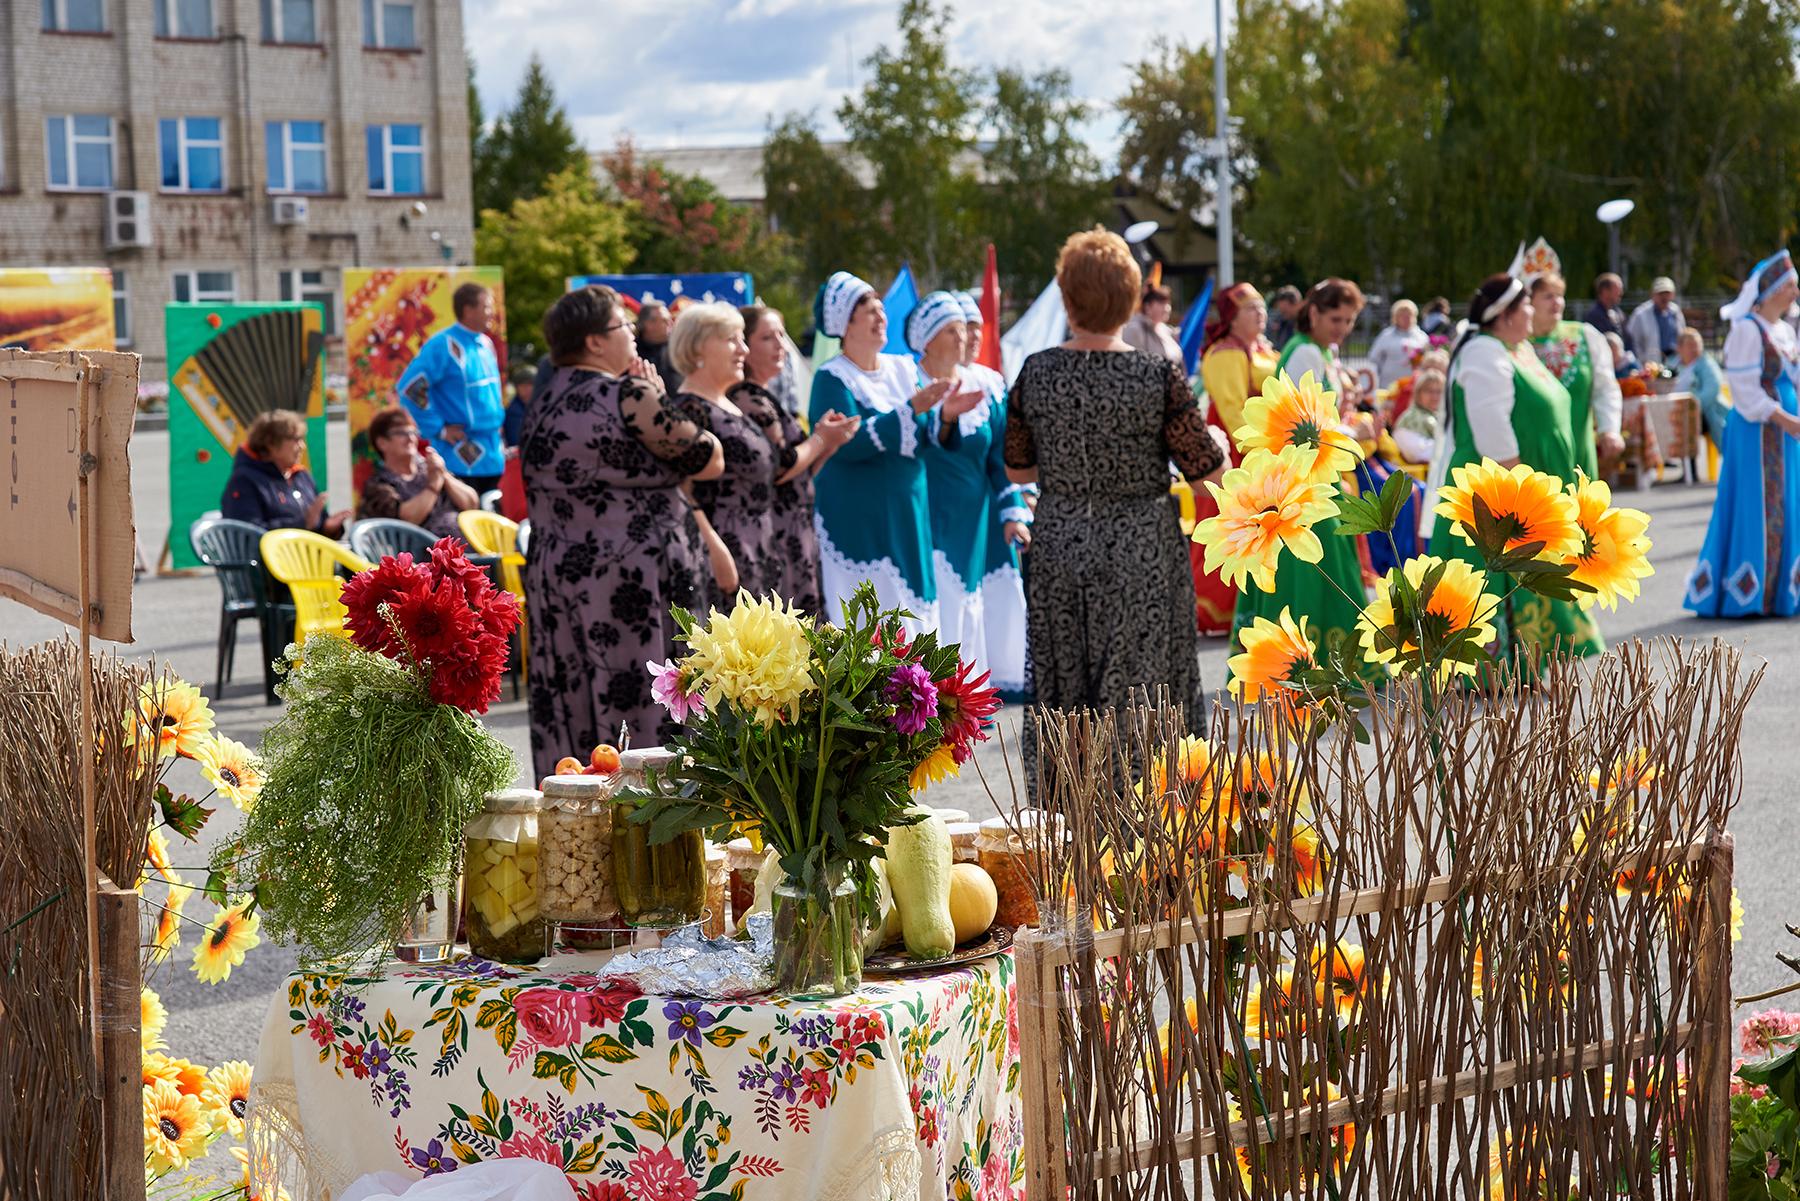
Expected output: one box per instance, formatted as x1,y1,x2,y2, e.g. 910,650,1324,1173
762,114,873,290
468,48,499,219
982,67,1109,300
1116,40,1227,229
475,54,589,217
474,167,634,349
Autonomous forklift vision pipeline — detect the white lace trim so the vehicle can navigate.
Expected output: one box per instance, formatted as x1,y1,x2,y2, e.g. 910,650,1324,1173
821,354,921,459
932,548,1029,694
248,1080,349,1201
816,511,939,633
816,1124,921,1201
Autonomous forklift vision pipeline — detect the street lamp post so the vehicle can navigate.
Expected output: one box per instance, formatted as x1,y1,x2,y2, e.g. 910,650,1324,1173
1214,0,1233,287
1597,198,1635,279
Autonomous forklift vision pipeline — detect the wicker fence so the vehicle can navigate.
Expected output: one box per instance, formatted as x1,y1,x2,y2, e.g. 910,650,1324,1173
1011,639,1754,1199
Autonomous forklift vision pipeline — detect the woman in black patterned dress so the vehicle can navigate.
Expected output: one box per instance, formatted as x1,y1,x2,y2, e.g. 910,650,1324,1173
521,285,723,780
1005,229,1226,755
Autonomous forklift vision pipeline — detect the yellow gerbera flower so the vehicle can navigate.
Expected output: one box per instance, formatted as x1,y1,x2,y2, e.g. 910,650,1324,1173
1234,370,1364,484
1435,459,1583,562
1733,888,1745,942
130,679,215,761
1194,446,1341,592
143,1051,207,1099
909,742,959,792
1589,747,1657,798
1359,556,1498,678
141,987,168,1054
150,882,189,963
142,829,179,888
1311,940,1379,1022
192,898,261,985
683,592,817,727
204,1060,254,1138
1565,474,1653,609
195,736,264,810
1227,607,1318,706
144,1079,211,1175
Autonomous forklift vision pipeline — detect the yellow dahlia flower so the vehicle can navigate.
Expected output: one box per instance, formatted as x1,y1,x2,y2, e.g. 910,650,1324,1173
1193,447,1340,592
144,1079,210,1175
1227,607,1317,706
1434,459,1583,562
909,742,959,793
129,678,215,761
192,898,261,985
1359,556,1498,678
1565,474,1653,609
683,592,817,727
1235,370,1364,484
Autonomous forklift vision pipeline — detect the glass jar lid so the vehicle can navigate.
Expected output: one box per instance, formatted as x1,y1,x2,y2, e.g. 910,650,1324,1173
619,747,678,773
541,773,615,806
482,788,542,814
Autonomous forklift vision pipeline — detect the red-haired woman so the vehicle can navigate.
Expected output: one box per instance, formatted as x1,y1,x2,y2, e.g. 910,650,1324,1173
1193,283,1277,634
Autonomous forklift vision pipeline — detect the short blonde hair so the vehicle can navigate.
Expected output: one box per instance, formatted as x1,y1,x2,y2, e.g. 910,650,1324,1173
1056,227,1140,335
1391,299,1419,322
1413,368,1446,392
669,302,745,377
1678,327,1704,351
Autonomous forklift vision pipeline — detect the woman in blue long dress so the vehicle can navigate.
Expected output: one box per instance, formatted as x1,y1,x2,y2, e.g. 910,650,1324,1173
808,272,983,632
908,291,1032,698
1685,250,1800,618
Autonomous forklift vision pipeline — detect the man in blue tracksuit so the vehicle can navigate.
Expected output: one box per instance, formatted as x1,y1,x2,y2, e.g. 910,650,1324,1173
395,282,507,494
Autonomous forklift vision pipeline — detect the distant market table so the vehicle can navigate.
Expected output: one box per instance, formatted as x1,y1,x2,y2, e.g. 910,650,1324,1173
249,950,1022,1201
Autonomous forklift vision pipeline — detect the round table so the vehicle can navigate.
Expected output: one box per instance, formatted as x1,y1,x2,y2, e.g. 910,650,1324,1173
248,950,1022,1201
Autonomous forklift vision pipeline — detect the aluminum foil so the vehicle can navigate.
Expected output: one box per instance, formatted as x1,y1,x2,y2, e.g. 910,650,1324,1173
597,915,774,998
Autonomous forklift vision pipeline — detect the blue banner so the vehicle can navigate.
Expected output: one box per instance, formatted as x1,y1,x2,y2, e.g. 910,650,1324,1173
1179,277,1214,375
882,264,918,356
566,272,755,310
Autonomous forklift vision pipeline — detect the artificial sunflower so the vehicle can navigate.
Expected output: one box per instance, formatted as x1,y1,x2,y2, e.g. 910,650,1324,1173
231,1145,294,1201
141,987,168,1054
192,898,262,985
909,742,959,793
142,829,179,887
1228,607,1318,706
131,679,215,761
1311,940,1378,1022
1138,735,1216,805
195,736,264,810
1193,447,1341,592
1734,887,1745,943
1565,474,1653,609
204,1060,254,1138
1243,966,1304,1043
1358,556,1498,678
1277,823,1329,897
143,1051,207,1099
1234,369,1365,484
1589,747,1658,799
150,881,189,963
143,1079,210,1175
1434,459,1583,563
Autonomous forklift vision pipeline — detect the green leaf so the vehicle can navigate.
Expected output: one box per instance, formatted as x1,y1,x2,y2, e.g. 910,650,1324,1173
1376,466,1414,531
533,1051,575,1086
159,788,214,841
202,867,229,909
1740,1047,1800,1112
580,1032,637,1064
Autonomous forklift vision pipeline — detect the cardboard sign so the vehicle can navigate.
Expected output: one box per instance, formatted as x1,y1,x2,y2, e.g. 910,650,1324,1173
0,348,138,642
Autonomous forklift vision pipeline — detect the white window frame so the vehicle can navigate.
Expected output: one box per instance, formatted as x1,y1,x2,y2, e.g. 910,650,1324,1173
360,0,415,48
44,115,115,192
159,116,226,193
171,270,238,305
365,124,425,196
279,268,337,335
265,120,326,194
153,0,213,38
111,270,131,347
42,0,107,33
260,0,317,43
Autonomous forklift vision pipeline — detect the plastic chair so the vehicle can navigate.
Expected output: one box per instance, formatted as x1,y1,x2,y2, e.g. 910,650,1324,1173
190,517,282,702
479,489,504,513
260,530,372,651
349,518,438,565
458,510,528,697
515,519,531,561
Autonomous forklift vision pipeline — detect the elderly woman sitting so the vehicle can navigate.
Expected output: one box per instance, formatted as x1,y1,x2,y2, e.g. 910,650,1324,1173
220,410,348,535
1674,327,1728,456
356,405,482,539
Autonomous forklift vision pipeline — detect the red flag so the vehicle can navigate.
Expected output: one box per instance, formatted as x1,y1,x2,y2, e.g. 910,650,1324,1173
977,243,1002,370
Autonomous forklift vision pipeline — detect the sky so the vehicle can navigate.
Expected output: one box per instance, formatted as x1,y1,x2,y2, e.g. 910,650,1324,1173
464,0,1228,162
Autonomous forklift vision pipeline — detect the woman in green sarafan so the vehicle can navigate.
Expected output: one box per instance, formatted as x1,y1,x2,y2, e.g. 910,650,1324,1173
1526,264,1625,478
1427,272,1603,659
1232,277,1370,654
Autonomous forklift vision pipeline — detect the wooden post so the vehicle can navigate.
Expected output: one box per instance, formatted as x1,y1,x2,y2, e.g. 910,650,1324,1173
96,874,145,1201
75,356,102,1078
1014,930,1070,1201
1693,832,1735,1197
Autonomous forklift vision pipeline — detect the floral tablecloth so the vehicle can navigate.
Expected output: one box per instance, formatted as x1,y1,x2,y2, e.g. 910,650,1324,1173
248,951,1022,1201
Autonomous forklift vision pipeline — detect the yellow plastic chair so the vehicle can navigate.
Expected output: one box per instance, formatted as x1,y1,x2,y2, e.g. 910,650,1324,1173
458,510,529,688
1170,480,1197,535
260,529,372,651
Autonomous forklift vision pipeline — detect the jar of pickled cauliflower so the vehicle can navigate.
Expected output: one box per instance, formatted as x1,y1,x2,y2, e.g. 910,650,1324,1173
539,774,620,946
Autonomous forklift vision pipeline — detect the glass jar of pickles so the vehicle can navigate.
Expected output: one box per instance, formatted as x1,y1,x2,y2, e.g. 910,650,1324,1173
464,789,550,964
612,748,706,929
539,774,620,946
976,814,1059,931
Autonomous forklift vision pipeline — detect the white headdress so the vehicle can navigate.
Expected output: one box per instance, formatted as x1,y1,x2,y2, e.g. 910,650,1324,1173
1721,250,1797,322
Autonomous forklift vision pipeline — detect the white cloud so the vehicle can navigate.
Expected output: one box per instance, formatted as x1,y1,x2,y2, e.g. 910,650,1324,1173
465,0,1229,158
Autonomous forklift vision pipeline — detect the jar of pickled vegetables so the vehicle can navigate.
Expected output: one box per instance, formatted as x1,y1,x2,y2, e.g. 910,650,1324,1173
464,789,550,964
976,815,1056,931
947,822,981,864
725,838,763,928
539,774,620,946
702,843,729,938
612,749,706,929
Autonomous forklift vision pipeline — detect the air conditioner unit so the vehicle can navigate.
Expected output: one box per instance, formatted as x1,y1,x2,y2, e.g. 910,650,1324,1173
104,191,152,250
271,196,310,226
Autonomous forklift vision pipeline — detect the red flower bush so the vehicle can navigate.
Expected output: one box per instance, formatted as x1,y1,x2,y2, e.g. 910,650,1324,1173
341,539,521,715
936,658,1001,764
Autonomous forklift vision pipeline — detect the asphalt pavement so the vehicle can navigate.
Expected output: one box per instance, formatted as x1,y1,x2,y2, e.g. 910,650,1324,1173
3,426,1797,1185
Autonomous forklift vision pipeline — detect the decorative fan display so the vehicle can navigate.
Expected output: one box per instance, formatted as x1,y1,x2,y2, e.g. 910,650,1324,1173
173,308,325,451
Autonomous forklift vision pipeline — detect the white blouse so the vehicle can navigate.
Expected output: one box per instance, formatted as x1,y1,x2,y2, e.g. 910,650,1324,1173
1721,314,1798,424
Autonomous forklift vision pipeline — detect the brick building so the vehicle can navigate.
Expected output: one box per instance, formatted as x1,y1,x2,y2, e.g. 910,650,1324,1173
0,0,474,378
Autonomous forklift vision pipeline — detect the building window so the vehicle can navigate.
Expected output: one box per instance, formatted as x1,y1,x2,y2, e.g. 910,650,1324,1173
111,270,131,347
159,117,225,192
171,270,237,305
42,0,106,32
365,124,424,195
361,0,414,47
280,269,337,335
45,115,115,191
260,0,315,42
265,121,326,193
153,0,212,37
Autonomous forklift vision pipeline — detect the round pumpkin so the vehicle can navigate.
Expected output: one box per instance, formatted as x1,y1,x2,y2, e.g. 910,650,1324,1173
947,862,999,944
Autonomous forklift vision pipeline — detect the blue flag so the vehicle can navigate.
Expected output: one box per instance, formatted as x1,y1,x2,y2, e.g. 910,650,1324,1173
883,264,919,355
1179,277,1214,375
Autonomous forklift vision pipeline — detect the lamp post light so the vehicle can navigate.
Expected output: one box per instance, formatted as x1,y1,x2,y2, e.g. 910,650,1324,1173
1597,198,1635,278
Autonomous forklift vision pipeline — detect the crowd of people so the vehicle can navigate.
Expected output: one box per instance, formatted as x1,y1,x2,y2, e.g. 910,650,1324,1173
212,228,1800,782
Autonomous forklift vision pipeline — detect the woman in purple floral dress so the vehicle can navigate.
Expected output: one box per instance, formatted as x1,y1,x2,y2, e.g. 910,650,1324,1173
521,286,723,780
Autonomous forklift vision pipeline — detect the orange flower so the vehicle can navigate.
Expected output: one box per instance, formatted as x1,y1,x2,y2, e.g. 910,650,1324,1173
1279,823,1329,896
1234,369,1365,484
1243,966,1304,1042
1228,607,1318,706
1194,447,1341,592
1311,941,1376,1022
1565,474,1653,609
143,1051,207,1099
1434,459,1583,562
